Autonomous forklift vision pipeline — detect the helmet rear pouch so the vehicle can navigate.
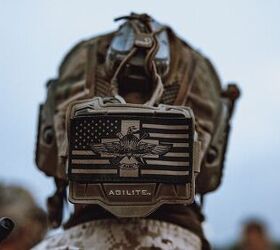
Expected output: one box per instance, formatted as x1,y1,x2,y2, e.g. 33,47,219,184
67,97,200,217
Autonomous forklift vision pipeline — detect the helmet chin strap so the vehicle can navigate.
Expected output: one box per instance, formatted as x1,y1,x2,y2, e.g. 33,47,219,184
114,94,126,104
109,47,138,98
144,61,164,106
110,52,164,106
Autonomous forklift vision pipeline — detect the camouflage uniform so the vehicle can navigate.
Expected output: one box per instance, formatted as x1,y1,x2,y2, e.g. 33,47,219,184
33,203,208,249
33,219,201,250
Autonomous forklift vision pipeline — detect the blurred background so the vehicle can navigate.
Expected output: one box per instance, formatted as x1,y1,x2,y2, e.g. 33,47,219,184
0,0,279,248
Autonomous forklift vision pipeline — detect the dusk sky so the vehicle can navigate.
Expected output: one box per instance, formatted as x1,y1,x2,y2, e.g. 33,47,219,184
1,0,279,246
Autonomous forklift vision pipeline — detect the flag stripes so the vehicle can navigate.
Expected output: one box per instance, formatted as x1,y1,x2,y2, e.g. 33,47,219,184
69,115,193,184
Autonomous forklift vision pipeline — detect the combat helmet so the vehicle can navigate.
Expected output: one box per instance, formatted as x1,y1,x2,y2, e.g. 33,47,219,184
35,13,239,227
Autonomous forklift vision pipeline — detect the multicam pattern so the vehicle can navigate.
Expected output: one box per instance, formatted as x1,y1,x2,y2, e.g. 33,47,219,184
160,83,180,105
33,219,201,250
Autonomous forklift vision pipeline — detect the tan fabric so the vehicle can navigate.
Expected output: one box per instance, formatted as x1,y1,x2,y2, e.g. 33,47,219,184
33,219,202,250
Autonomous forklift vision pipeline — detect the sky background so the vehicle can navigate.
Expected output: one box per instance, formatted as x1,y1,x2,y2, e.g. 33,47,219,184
0,0,279,247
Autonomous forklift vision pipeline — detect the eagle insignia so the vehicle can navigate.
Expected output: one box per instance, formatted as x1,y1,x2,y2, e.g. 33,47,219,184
90,126,172,176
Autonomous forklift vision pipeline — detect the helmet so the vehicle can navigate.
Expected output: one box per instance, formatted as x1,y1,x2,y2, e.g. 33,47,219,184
35,13,239,227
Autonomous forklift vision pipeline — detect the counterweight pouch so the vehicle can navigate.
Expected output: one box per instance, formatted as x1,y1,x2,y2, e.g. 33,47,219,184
67,97,201,217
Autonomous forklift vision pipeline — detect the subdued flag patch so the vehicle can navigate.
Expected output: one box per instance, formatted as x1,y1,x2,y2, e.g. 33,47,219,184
69,115,193,184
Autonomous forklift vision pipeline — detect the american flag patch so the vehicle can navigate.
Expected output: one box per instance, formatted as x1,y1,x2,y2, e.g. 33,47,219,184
68,113,193,184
